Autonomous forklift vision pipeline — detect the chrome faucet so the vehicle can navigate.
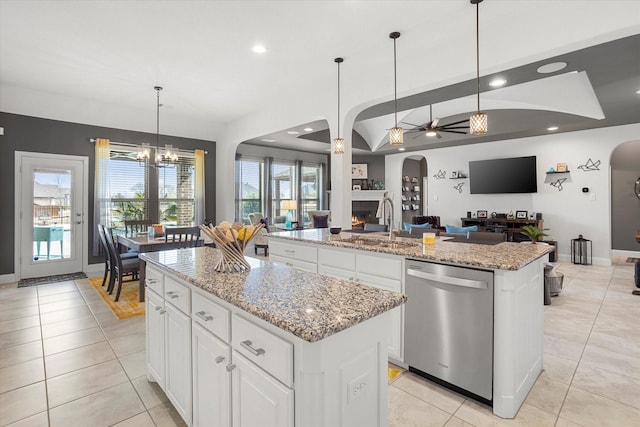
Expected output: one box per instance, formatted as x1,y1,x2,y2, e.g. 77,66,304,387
381,196,395,240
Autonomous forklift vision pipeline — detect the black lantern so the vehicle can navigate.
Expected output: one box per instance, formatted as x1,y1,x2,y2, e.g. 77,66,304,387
571,234,592,265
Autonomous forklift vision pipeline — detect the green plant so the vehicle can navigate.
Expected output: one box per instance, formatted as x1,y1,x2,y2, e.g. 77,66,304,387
520,225,549,243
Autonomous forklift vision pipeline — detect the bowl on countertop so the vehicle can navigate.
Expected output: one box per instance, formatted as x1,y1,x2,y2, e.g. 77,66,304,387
329,227,342,234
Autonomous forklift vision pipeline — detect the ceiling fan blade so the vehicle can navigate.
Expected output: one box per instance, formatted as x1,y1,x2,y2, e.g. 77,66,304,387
404,129,424,134
442,119,470,126
440,126,470,130
436,132,442,139
401,121,423,127
440,130,468,134
411,133,422,140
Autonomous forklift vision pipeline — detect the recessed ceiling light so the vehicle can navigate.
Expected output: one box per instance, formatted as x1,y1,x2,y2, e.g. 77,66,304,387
489,78,507,87
303,127,313,132
260,138,276,143
398,147,406,151
426,130,437,137
287,131,300,135
537,62,567,74
636,89,640,94
547,126,559,131
252,45,267,54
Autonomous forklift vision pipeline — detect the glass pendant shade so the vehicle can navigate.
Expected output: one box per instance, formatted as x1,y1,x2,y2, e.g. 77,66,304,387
333,137,345,155
390,126,404,146
469,112,488,135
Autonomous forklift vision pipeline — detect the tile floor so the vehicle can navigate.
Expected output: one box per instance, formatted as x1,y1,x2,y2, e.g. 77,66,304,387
1,258,638,426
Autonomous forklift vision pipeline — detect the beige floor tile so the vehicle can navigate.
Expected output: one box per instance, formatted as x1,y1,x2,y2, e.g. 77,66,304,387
0,340,43,369
3,411,49,427
45,341,116,378
524,375,569,415
540,353,578,384
388,386,451,427
148,401,188,427
0,382,48,426
39,305,93,325
0,297,38,311
41,314,99,339
131,375,169,410
119,350,147,379
92,310,119,326
580,341,640,381
572,364,640,410
108,331,146,358
393,373,466,414
0,287,37,300
48,382,145,427
443,417,475,427
47,359,129,407
454,400,556,427
37,290,81,305
543,315,593,344
38,296,87,314
111,411,156,427
0,305,40,323
0,315,40,335
554,417,584,427
0,326,42,349
543,334,586,362
559,386,640,426
101,316,145,340
42,326,105,356
0,357,44,394
35,282,78,297
86,300,114,316
586,330,640,357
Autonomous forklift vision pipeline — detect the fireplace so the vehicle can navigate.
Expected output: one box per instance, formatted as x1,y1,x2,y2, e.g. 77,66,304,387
352,211,371,229
352,201,380,229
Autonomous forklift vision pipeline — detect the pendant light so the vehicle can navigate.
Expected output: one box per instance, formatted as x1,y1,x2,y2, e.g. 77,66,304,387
333,57,345,155
389,31,403,146
469,0,488,135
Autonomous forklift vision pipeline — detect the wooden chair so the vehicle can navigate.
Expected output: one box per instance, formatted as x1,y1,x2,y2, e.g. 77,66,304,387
164,226,201,248
124,219,151,237
96,224,112,288
103,226,140,302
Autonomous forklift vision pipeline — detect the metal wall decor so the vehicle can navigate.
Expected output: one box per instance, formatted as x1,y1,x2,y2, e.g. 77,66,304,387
635,177,640,200
453,182,464,193
433,170,447,179
550,178,567,191
577,158,601,171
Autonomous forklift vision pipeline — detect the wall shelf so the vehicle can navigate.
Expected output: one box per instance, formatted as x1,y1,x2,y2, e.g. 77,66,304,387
546,171,570,174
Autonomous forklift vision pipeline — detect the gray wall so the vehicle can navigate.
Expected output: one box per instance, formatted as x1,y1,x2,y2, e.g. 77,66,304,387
610,140,640,251
0,112,216,275
352,155,385,189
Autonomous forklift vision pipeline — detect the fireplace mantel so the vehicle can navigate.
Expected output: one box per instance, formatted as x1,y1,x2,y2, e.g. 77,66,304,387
352,190,387,201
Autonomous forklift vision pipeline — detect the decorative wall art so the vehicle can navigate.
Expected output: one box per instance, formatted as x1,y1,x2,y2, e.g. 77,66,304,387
477,210,488,219
453,182,464,193
433,170,446,179
577,158,601,172
516,210,528,219
351,164,368,179
550,178,567,191
556,162,568,172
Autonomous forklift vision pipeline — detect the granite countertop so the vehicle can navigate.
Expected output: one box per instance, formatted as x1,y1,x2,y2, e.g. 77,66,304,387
140,247,406,343
269,229,554,271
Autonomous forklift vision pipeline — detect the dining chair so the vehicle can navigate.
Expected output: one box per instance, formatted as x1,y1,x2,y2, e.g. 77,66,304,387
164,226,201,248
124,219,151,237
96,224,112,288
103,226,140,301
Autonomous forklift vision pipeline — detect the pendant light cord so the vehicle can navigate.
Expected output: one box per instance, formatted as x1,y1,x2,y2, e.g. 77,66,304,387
335,57,343,139
475,1,480,112
393,36,398,126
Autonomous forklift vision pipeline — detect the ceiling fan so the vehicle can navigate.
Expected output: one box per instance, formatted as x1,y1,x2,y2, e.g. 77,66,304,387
403,105,470,139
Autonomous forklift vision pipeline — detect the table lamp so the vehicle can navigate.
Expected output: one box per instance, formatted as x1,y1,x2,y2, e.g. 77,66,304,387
281,200,297,229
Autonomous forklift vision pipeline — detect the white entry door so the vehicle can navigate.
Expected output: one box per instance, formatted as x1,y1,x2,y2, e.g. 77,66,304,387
16,152,88,279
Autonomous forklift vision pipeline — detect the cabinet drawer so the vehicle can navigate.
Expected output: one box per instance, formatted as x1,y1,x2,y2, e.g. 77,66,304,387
269,240,317,263
270,255,317,273
146,266,164,295
357,253,402,280
192,292,230,342
318,248,356,271
232,314,293,386
165,276,190,314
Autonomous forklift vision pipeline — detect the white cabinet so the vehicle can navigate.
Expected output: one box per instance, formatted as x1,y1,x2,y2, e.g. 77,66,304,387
232,351,294,427
165,301,192,425
146,289,165,388
318,247,404,361
192,322,231,427
269,240,317,273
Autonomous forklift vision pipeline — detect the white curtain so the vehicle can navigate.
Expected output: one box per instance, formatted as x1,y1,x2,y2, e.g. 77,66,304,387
194,149,206,225
93,138,110,255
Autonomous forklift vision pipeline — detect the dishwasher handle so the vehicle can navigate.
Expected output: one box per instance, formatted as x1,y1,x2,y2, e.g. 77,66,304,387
407,268,488,289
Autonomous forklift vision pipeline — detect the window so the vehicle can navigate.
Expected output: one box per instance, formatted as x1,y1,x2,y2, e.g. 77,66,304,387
236,158,263,223
106,148,149,230
301,164,321,223
271,162,296,223
158,156,195,226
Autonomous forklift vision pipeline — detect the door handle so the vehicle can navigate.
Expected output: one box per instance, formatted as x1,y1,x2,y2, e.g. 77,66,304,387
74,221,82,224
195,311,213,321
407,268,488,289
240,340,265,356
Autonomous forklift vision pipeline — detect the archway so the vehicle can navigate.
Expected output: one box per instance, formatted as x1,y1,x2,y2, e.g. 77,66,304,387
610,139,640,255
401,155,428,226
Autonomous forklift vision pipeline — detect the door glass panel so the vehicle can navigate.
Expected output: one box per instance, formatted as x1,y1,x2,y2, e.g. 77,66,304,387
32,168,72,261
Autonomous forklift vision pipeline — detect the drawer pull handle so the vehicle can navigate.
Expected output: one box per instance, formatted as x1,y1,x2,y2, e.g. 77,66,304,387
154,306,162,311
166,291,179,299
195,311,213,321
147,279,157,284
226,363,236,372
284,249,295,254
159,309,166,315
286,262,293,267
215,356,225,364
240,340,266,356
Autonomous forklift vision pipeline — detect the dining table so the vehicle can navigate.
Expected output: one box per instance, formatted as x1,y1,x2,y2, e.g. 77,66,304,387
117,234,203,302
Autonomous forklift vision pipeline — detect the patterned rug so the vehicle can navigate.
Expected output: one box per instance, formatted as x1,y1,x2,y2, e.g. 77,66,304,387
88,277,145,320
388,364,406,383
18,272,87,287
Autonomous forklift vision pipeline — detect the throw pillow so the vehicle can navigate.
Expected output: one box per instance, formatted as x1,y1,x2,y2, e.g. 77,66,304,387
404,222,431,232
313,214,329,228
445,224,478,234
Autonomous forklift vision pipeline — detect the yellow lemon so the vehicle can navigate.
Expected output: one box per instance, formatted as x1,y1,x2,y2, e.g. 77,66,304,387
238,228,252,241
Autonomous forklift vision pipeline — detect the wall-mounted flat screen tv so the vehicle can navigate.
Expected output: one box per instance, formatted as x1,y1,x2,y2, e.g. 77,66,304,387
469,156,537,194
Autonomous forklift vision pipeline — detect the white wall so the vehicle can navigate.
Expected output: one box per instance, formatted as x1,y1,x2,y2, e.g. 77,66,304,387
386,123,640,265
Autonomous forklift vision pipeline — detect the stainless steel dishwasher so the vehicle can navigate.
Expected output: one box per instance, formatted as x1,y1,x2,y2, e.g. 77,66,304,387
405,259,494,404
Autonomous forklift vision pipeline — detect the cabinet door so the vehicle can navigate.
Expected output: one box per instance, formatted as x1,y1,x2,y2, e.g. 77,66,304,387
146,290,165,388
165,302,192,425
232,352,293,427
318,264,355,281
192,323,231,427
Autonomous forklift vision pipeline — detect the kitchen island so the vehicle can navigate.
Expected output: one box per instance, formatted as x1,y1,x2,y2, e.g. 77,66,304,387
269,229,553,419
141,247,406,427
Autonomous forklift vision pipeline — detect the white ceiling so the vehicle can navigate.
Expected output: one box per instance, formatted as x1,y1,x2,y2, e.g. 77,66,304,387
1,1,639,147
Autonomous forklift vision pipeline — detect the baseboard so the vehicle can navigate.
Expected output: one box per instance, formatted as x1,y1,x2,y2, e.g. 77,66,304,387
556,254,612,266
612,249,640,258
0,273,17,284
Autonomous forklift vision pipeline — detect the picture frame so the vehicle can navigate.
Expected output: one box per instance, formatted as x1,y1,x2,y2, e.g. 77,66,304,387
556,163,568,172
516,210,528,219
477,210,488,219
351,164,368,179
451,171,458,178
352,184,361,191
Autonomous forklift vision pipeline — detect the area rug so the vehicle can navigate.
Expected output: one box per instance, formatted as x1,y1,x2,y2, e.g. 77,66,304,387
388,364,406,383
626,257,640,263
18,272,87,287
88,277,145,320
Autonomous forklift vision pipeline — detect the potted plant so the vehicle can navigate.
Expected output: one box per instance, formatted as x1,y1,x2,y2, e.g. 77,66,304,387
520,225,549,243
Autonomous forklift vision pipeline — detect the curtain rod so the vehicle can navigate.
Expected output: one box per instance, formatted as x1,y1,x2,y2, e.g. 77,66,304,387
89,138,208,154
